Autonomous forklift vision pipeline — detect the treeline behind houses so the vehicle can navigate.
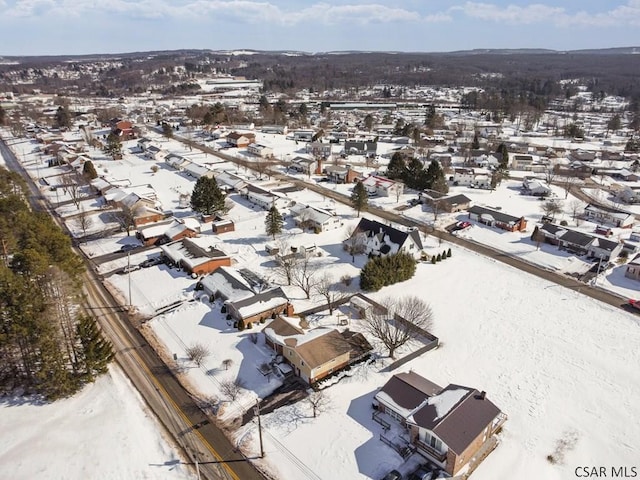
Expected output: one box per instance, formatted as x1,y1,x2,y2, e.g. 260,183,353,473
0,167,114,400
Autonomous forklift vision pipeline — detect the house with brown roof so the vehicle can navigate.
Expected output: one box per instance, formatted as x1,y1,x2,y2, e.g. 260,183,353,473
226,287,291,326
374,371,506,476
468,205,527,232
226,131,255,148
262,319,372,384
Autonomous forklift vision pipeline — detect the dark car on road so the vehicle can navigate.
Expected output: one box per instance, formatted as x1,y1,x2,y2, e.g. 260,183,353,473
120,244,139,253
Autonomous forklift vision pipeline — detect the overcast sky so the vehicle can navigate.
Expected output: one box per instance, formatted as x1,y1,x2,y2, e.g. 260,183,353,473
1,0,639,56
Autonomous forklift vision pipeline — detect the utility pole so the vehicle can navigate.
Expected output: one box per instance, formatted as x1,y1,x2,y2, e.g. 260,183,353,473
127,251,132,308
255,399,264,458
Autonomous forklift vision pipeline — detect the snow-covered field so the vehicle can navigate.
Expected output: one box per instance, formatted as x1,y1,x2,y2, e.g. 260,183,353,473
0,366,194,480
144,237,640,480
3,126,640,480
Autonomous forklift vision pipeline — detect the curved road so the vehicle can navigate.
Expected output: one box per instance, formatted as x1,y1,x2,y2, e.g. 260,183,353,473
0,136,267,480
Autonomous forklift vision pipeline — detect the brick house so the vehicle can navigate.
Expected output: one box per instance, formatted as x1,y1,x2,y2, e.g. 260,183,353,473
160,237,231,276
374,371,506,476
468,205,527,232
136,218,199,246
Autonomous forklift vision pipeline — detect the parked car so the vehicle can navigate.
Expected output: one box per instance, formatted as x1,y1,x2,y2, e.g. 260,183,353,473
119,264,141,274
120,244,139,252
140,256,164,268
382,470,402,480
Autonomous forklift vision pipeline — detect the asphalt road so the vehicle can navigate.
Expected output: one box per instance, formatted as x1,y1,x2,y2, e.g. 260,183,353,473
0,136,267,480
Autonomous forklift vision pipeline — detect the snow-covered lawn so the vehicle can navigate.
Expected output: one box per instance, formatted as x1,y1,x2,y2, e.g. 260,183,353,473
141,236,640,480
0,366,194,480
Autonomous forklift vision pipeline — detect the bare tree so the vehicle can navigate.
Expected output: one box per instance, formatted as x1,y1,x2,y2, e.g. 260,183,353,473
314,273,350,314
543,166,556,186
568,199,584,224
364,296,434,359
110,205,141,236
185,342,210,367
540,199,564,220
74,207,93,237
274,244,300,286
222,358,233,370
61,173,86,210
344,226,366,262
220,378,244,401
291,252,320,299
559,171,579,199
307,390,331,418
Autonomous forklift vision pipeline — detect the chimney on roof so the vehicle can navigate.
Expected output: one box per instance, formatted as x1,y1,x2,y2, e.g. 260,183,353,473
479,391,486,400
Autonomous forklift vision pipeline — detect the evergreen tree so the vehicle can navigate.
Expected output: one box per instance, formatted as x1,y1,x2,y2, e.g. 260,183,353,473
386,152,408,180
447,248,452,257
360,252,416,291
496,143,509,171
104,132,122,160
405,157,429,190
190,176,226,216
54,105,72,129
75,315,115,381
350,181,368,217
265,205,284,240
82,160,98,180
161,122,173,138
425,160,448,194
471,131,480,149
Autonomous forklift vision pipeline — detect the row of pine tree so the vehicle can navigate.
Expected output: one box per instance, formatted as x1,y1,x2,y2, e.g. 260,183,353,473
0,167,114,400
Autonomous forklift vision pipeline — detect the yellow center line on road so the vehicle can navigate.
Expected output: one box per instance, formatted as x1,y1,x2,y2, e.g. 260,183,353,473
129,347,242,480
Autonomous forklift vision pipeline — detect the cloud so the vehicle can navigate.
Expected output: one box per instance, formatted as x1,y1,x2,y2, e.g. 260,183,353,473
1,0,452,24
457,1,640,27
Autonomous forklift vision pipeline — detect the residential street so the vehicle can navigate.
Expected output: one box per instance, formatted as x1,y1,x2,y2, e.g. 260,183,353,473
0,137,268,480
180,134,631,312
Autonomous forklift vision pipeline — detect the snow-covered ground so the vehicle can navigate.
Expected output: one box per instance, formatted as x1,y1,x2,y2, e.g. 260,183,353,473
0,366,194,480
3,126,640,479
142,235,640,480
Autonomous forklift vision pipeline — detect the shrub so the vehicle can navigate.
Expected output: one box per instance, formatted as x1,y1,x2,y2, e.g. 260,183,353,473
341,274,353,286
360,252,416,291
237,319,245,331
226,313,231,320
447,248,452,258
436,254,442,262
560,220,568,226
150,165,159,174
260,317,266,324
247,322,253,329
442,249,447,259
221,305,227,313
431,256,436,264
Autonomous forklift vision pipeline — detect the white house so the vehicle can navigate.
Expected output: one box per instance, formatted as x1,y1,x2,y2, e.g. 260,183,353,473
289,203,342,232
247,143,273,158
347,217,423,258
361,174,404,198
242,185,290,210
583,203,634,228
